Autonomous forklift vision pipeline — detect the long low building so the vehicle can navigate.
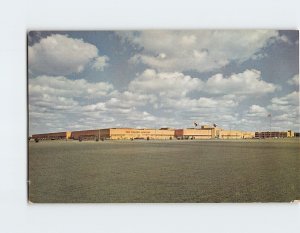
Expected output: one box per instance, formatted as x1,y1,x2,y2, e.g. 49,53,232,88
31,126,295,141
31,131,71,141
255,130,294,138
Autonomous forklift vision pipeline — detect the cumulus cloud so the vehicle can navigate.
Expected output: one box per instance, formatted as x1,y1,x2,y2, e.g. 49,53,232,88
125,69,247,129
129,69,277,98
29,76,113,99
160,96,238,112
271,91,299,106
92,56,109,71
120,30,280,72
28,34,108,76
128,69,203,97
107,91,157,108
267,91,299,114
287,74,299,86
247,105,268,117
204,69,278,95
29,75,116,133
237,105,272,131
266,91,300,131
243,91,299,131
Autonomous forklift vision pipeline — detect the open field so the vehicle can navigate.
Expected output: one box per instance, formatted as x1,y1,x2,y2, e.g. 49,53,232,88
28,138,300,203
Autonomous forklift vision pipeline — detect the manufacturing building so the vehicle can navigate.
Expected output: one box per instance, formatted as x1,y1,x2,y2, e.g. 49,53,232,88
31,125,295,142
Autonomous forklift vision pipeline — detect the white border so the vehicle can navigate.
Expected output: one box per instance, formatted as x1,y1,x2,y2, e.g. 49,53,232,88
1,0,300,232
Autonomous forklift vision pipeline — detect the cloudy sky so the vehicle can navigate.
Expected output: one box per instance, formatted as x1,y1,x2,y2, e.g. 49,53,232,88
28,30,299,135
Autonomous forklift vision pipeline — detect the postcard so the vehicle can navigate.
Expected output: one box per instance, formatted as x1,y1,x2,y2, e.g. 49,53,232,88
28,30,299,203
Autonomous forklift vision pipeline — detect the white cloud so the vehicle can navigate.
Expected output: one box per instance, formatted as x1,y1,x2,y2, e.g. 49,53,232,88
129,69,277,99
126,110,157,122
287,74,299,86
128,69,203,97
270,91,299,106
28,34,108,76
204,69,278,95
126,69,243,129
122,68,277,130
29,76,113,99
31,94,79,111
239,105,273,131
92,56,109,71
160,96,238,112
121,30,279,72
265,91,300,131
81,102,107,112
273,113,291,121
108,91,157,108
247,105,268,117
29,75,116,133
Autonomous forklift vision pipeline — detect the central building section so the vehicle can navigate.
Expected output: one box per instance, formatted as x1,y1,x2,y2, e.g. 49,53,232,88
102,128,176,140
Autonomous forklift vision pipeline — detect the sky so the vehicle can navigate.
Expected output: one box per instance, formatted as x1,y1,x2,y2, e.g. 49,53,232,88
28,30,299,135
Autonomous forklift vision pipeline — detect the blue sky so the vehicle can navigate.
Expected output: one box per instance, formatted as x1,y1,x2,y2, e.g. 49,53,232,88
28,30,299,135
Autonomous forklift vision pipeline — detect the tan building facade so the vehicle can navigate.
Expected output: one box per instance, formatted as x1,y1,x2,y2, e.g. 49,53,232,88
68,128,176,140
219,130,243,139
104,128,175,140
175,128,255,140
242,131,256,139
32,126,296,141
175,128,213,139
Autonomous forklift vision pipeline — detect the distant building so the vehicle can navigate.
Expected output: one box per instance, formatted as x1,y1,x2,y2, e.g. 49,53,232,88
31,126,295,142
31,131,71,141
255,130,295,139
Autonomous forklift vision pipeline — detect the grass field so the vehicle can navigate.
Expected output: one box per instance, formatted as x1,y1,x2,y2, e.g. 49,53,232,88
28,138,300,203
